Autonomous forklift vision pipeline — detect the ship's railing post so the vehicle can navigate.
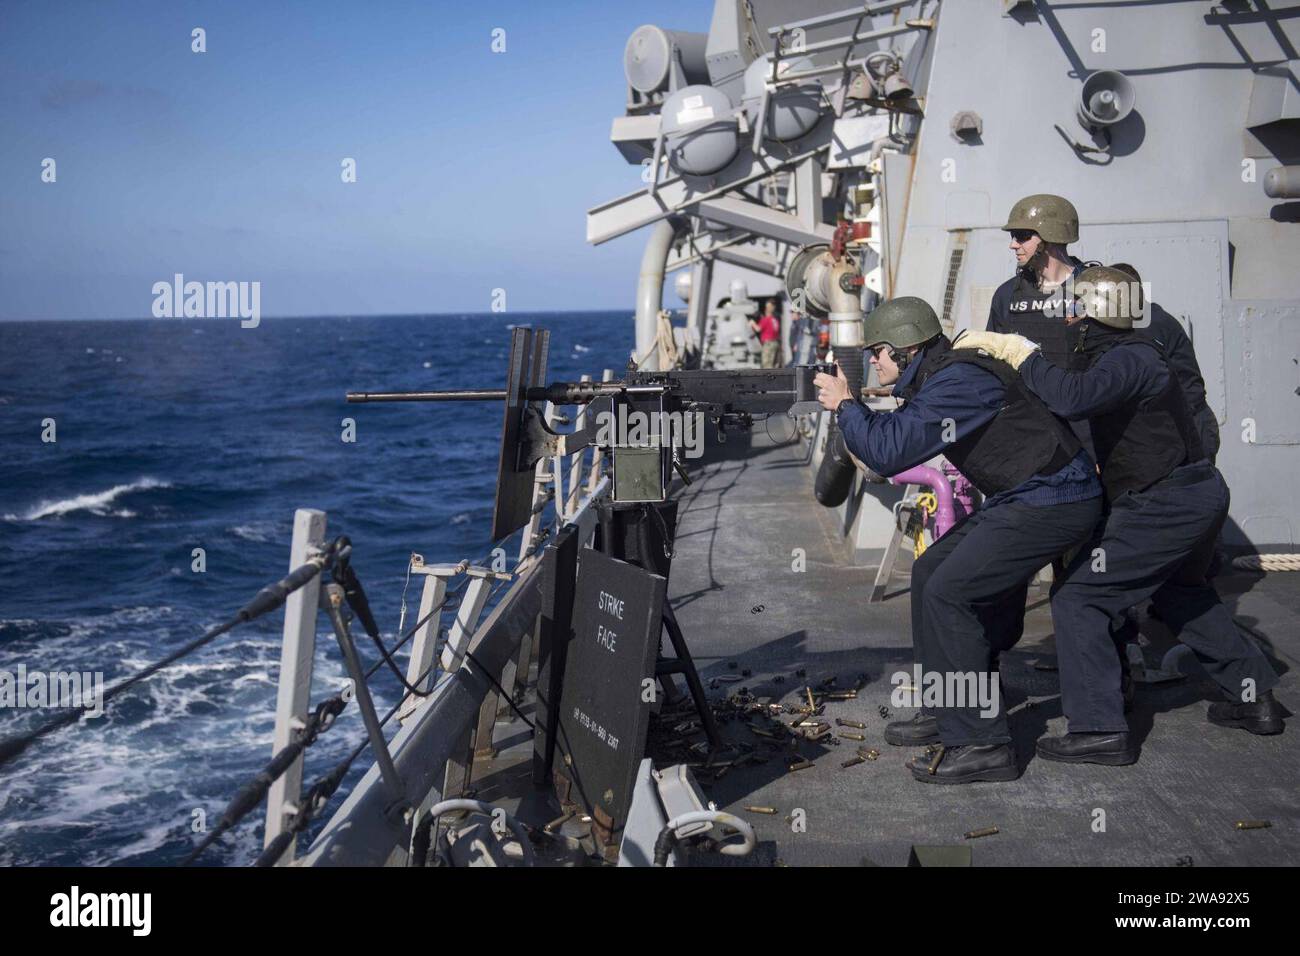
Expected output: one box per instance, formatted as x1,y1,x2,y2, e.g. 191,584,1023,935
263,507,327,866
497,614,540,721
439,569,496,674
396,554,454,726
438,570,498,800
586,369,614,493
518,401,557,566
456,476,609,797
565,373,592,518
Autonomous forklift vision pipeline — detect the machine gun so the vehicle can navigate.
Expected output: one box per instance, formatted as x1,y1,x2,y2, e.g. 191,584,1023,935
348,327,831,540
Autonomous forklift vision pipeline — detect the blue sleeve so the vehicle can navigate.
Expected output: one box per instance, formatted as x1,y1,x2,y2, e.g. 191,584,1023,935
836,364,1004,476
1020,344,1167,420
1146,306,1208,414
1143,308,1220,460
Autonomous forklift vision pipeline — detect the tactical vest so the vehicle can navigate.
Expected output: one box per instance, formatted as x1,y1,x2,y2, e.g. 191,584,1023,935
991,259,1093,369
1078,327,1206,500
897,338,1082,496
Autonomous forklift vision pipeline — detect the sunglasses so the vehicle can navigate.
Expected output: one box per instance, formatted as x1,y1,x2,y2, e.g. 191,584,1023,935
1009,229,1037,244
867,344,891,358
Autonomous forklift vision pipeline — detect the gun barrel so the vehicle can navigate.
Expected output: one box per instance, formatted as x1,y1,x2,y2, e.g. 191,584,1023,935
347,365,830,408
346,389,509,403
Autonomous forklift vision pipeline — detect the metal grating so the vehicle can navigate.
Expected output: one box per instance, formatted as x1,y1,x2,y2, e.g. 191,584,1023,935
940,242,966,329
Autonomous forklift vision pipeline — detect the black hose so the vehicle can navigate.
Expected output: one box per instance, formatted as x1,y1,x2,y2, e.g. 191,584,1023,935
814,347,865,507
652,827,678,867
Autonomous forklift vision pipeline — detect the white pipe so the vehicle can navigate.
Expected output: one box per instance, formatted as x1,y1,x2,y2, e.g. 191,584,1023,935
424,799,536,867
636,218,684,370
654,810,755,864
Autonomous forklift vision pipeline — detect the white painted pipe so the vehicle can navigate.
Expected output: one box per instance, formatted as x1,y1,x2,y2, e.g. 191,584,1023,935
635,218,684,370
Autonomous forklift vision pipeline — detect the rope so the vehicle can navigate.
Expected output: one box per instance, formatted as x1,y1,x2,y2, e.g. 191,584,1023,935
1232,553,1300,573
657,309,681,370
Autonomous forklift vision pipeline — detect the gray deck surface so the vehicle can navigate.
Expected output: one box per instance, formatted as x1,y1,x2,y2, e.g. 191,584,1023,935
470,430,1298,866
658,430,1299,867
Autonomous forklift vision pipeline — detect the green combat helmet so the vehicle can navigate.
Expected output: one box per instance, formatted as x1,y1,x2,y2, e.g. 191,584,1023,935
1073,265,1138,329
863,296,943,350
1002,194,1079,245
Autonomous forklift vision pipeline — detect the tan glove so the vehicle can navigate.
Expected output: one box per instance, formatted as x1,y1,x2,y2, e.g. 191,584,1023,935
951,330,1041,370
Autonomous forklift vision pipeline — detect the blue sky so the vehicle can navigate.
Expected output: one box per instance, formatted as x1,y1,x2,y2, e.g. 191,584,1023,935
0,0,707,319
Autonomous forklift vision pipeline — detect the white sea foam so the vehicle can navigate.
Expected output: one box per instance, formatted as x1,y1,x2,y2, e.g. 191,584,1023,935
229,522,277,542
0,593,357,863
0,606,176,648
8,477,170,521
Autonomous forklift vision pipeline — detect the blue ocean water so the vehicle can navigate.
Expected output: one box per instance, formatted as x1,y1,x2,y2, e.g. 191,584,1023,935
0,312,633,865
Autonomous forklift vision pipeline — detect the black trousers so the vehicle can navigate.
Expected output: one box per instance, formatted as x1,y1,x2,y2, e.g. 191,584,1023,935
911,496,1102,746
1051,463,1279,733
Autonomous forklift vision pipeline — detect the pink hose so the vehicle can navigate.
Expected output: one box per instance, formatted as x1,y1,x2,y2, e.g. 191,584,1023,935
890,464,958,539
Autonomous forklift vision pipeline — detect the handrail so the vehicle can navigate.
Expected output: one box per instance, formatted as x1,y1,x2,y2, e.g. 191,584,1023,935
300,478,609,866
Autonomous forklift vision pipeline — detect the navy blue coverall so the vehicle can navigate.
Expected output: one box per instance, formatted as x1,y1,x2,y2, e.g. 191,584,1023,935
1138,303,1220,463
1020,344,1278,733
838,348,1102,745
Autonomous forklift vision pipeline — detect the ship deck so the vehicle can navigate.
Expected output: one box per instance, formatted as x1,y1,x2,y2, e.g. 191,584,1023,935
468,429,1298,867
655,429,1299,867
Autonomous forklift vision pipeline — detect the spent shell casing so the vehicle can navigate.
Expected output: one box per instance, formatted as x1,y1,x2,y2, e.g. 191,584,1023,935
1235,820,1272,830
787,757,813,771
838,731,866,741
823,691,858,700
543,810,575,833
836,718,867,729
964,826,999,839
744,806,778,815
841,755,866,768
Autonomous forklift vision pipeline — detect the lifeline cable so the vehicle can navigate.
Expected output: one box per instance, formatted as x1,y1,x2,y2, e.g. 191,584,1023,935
249,570,527,865
182,695,348,866
194,552,523,865
0,540,343,770
251,665,459,867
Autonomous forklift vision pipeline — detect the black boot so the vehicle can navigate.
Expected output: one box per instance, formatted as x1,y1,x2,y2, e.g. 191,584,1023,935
1036,732,1136,765
906,743,1020,784
1207,690,1285,736
885,713,939,747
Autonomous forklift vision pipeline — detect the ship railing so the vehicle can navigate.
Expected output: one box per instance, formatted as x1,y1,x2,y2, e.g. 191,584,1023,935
764,0,934,84
262,373,615,866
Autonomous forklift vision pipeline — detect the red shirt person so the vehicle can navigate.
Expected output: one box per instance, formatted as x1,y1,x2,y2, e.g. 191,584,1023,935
751,301,782,368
